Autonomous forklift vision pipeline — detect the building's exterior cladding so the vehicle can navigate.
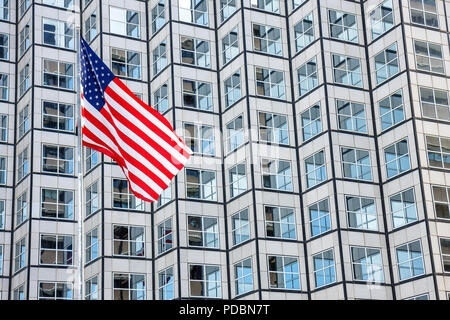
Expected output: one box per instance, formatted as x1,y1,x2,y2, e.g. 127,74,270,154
0,0,449,300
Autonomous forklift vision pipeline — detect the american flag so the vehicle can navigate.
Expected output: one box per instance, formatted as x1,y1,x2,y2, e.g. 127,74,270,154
79,37,192,202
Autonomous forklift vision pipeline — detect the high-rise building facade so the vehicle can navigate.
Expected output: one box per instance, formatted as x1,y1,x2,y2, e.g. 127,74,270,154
0,0,449,300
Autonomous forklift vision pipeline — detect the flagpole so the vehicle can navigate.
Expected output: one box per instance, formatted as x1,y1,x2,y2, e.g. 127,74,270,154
75,27,84,300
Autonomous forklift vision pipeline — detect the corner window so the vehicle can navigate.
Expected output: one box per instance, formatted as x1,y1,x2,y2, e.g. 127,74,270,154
231,208,250,246
85,228,98,263
157,218,172,254
85,276,98,300
222,27,239,65
157,184,171,207
229,162,247,198
16,191,27,226
226,115,244,152
19,23,30,57
251,0,279,14
14,238,26,272
85,147,99,172
224,71,241,108
43,0,73,9
220,0,237,22
301,103,321,141
234,258,253,296
86,181,99,217
313,249,336,288
17,148,28,181
153,40,167,76
154,83,169,114
159,267,174,300
19,64,30,97
85,11,97,43
152,0,165,34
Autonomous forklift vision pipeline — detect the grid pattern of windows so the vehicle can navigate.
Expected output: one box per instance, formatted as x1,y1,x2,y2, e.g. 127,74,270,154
267,256,300,289
410,0,438,28
43,59,74,90
396,240,425,280
231,209,250,246
390,188,417,228
252,24,281,56
112,179,144,210
261,159,292,191
183,123,214,156
42,101,74,132
305,150,326,188
426,135,450,169
189,264,221,298
341,147,372,181
297,57,318,97
265,206,296,239
351,247,384,282
42,144,74,175
187,215,219,248
41,188,74,220
182,79,212,111
294,13,314,52
332,54,362,87
346,196,377,231
179,0,208,26
43,18,74,49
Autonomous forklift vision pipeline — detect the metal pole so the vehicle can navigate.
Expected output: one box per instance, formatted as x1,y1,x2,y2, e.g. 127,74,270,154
75,27,84,300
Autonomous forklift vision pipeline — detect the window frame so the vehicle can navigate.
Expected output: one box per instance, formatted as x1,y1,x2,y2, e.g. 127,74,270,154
185,168,217,201
313,249,336,288
264,205,296,240
345,195,378,231
39,234,73,266
112,178,144,211
42,143,74,175
85,227,98,263
40,187,74,220
189,264,221,298
294,12,314,52
336,99,367,133
261,158,293,191
109,6,140,39
340,147,373,181
229,162,247,199
305,149,327,189
379,89,405,131
395,239,425,281
390,187,418,229
267,255,301,290
111,47,142,80
297,56,318,97
158,266,174,300
309,198,331,238
157,218,173,255
231,208,250,246
112,224,145,258
328,9,358,43
187,215,219,249
384,138,411,179
350,246,384,283
234,258,253,296
255,66,285,100
42,100,75,133
258,111,289,145
332,53,363,87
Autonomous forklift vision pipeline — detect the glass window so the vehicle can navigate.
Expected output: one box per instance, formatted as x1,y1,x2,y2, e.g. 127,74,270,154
182,79,212,111
43,0,73,9
113,225,145,257
229,163,247,198
40,234,73,265
420,87,449,121
153,40,167,76
43,59,74,90
0,33,8,60
439,238,450,273
19,0,30,16
17,148,28,181
414,40,444,74
255,67,285,99
187,215,219,248
341,147,372,181
309,198,330,237
18,105,29,139
158,218,172,254
297,57,318,97
85,228,98,263
370,0,394,40
222,27,239,65
42,101,74,132
186,169,217,201
328,10,358,43
251,0,279,13
0,200,4,230
293,0,307,9
346,196,378,230
380,90,404,131
19,22,30,57
432,185,450,219
313,249,336,287
301,103,321,141
16,191,27,226
42,144,74,175
86,181,99,217
0,114,5,142
183,123,214,156
0,157,5,185
375,43,399,84
85,147,98,172
0,244,2,275
189,264,221,298
305,150,326,188
15,238,26,271
113,273,146,300
85,276,98,300
39,282,73,300
294,12,314,52
410,0,438,28
268,256,300,289
0,73,7,101
390,188,417,228
234,258,253,296
426,135,450,169
265,206,296,239
41,188,74,220
231,208,250,246
111,48,141,79
259,112,288,145
253,24,282,56
112,178,144,210
13,285,24,300
181,37,210,68
337,100,366,133
179,0,208,26
396,240,425,280
0,0,8,21
332,54,362,87
406,294,429,300
351,247,384,282
226,115,244,152
43,18,74,49
159,266,174,300
154,83,169,114
19,64,30,97
224,71,241,108
220,0,237,22
109,7,140,38
157,184,171,208
384,139,410,178
152,0,165,34
85,11,97,43
261,159,292,191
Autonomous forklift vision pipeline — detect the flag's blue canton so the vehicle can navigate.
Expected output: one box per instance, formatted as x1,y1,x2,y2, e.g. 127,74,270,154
80,37,115,111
